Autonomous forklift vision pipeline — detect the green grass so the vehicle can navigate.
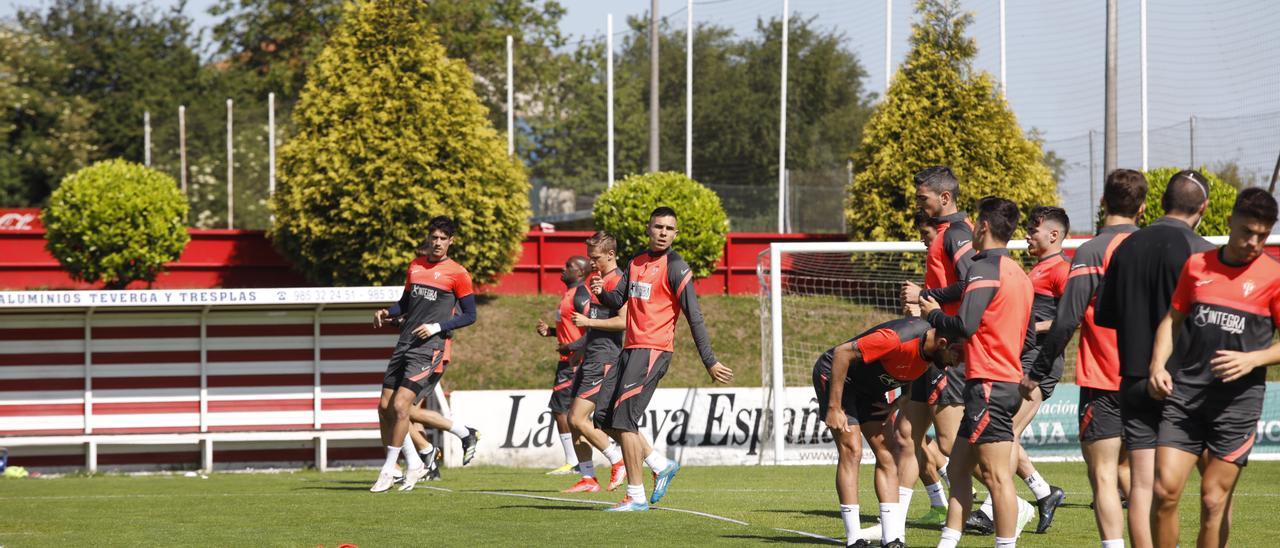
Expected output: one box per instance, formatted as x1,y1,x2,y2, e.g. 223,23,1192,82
4,462,1278,546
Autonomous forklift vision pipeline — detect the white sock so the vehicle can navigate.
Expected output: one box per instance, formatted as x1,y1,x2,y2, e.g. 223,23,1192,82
939,527,962,548
926,481,947,507
603,444,623,464
995,536,1017,548
1101,539,1124,548
418,440,435,456
381,446,401,474
898,486,914,510
579,459,596,478
401,439,424,469
840,504,860,545
1024,471,1051,500
880,503,903,544
559,433,577,465
449,422,470,439
980,493,994,516
940,457,950,486
627,483,646,504
644,450,670,471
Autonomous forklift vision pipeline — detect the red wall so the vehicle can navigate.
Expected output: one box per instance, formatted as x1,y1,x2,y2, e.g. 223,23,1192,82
0,229,847,294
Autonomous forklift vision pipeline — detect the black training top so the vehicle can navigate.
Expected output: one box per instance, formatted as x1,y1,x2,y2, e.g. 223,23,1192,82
1094,217,1215,378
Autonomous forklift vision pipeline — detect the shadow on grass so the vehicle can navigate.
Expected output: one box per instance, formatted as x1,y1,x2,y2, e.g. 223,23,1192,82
756,508,874,521
721,534,838,545
494,504,598,512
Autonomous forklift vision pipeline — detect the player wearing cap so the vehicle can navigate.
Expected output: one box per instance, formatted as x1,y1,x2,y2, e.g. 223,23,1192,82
816,317,963,548
536,256,592,476
371,216,480,493
1095,169,1214,548
1149,188,1280,548
561,232,629,493
592,206,734,512
922,197,1035,548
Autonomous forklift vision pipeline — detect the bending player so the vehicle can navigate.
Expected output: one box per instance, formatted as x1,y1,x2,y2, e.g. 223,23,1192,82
816,317,962,547
536,256,591,476
562,232,629,493
898,167,976,526
1149,188,1280,548
371,216,480,492
592,206,734,512
967,207,1069,534
922,197,1035,548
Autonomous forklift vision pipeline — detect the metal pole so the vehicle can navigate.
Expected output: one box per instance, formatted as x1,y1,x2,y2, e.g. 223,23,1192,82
1189,115,1196,168
999,0,1006,95
268,93,276,196
179,105,187,192
1139,0,1148,171
685,0,693,178
144,110,151,166
778,0,789,233
226,98,234,230
1104,0,1117,176
769,246,785,463
1089,130,1097,223
607,14,615,188
1269,148,1280,194
507,35,515,157
649,0,660,173
884,0,892,93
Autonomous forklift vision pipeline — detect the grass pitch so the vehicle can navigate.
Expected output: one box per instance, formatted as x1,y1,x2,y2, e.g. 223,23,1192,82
4,461,1280,546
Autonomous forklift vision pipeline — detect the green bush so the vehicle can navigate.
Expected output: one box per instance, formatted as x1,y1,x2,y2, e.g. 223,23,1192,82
593,172,728,278
43,159,190,288
846,0,1057,241
270,0,530,286
1142,167,1237,236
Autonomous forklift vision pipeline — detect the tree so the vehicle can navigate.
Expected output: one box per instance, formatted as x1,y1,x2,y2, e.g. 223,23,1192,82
1141,167,1237,236
846,0,1056,241
271,0,530,287
592,172,728,278
0,25,97,206
43,160,189,289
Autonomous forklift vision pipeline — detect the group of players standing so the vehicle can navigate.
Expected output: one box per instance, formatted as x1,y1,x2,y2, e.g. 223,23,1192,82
370,209,734,513
817,166,1280,547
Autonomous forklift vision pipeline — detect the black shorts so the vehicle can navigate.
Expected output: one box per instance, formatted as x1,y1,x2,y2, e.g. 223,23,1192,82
548,356,577,414
1120,375,1162,450
1078,387,1122,442
812,361,891,426
605,348,672,432
957,379,1022,444
384,342,446,396
935,362,967,406
908,365,946,404
573,360,618,408
1158,382,1263,466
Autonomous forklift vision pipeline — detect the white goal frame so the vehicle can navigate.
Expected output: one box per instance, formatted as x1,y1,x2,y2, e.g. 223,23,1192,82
760,234,1273,464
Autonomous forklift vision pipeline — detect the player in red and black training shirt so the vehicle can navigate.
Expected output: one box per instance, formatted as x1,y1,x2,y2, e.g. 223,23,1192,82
591,206,734,512
921,197,1035,548
536,256,592,476
560,232,630,494
1148,189,1280,548
370,216,479,493
1024,170,1143,546
814,317,962,548
1093,169,1212,548
897,167,977,526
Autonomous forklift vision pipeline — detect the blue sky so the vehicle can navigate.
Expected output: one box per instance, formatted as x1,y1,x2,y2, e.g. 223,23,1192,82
4,0,1277,223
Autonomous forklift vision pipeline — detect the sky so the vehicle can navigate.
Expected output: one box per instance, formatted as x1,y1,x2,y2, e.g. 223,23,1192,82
3,0,1278,224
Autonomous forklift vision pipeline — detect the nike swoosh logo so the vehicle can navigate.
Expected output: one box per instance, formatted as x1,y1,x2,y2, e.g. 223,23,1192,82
1195,280,1214,287
624,383,638,389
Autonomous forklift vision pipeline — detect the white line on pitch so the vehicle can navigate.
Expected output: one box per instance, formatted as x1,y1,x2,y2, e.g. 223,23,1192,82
773,528,841,544
472,490,748,525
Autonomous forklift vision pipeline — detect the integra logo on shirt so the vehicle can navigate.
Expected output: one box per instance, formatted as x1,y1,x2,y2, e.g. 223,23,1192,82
629,281,652,300
1193,304,1246,335
411,286,439,301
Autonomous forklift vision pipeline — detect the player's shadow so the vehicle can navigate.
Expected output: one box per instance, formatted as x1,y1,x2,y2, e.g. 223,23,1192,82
720,534,839,545
294,485,388,492
758,509,874,521
494,504,598,512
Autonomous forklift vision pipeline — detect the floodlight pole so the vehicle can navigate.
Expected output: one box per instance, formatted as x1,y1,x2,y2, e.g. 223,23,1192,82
777,0,789,234
507,35,515,157
226,99,234,230
268,93,276,197
685,0,693,178
999,0,1006,95
1140,0,1148,171
607,14,615,188
884,0,892,93
179,106,187,192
